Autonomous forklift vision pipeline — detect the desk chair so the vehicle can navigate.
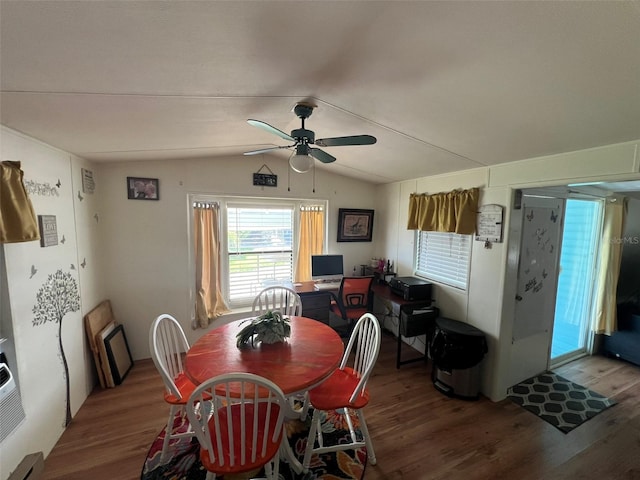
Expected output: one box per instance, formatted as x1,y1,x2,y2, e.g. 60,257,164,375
252,286,302,316
329,276,374,337
149,314,198,461
302,313,381,470
186,372,291,480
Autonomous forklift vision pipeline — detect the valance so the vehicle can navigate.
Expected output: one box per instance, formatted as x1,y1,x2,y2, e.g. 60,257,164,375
407,187,479,234
0,161,40,243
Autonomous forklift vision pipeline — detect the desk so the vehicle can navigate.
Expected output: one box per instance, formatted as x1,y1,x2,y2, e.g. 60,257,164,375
371,284,436,369
294,281,334,323
184,316,344,397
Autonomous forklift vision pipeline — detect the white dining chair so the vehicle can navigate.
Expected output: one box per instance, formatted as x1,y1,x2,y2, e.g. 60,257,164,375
302,312,381,470
186,372,292,480
149,313,198,461
252,286,303,316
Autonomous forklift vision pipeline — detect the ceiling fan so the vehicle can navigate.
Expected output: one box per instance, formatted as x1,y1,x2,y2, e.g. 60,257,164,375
243,102,377,173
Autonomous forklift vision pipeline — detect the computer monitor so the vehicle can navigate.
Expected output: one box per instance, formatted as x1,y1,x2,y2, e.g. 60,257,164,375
311,254,344,281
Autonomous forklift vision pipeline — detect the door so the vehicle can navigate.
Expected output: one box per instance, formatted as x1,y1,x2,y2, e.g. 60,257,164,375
550,199,602,363
511,195,565,381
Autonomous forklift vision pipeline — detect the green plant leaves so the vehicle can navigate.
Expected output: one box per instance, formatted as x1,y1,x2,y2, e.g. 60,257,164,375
236,310,291,348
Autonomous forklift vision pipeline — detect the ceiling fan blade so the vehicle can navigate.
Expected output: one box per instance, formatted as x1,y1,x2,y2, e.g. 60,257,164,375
309,147,336,164
243,145,293,156
315,135,377,147
247,119,295,142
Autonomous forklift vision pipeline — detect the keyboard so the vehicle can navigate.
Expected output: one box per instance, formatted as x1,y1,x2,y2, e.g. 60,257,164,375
314,282,341,291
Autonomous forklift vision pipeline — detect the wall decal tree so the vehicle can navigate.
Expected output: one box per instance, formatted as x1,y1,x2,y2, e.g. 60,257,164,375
32,269,81,426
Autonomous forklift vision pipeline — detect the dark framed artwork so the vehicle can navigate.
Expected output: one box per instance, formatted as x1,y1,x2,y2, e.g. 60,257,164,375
337,208,374,242
127,177,159,200
103,324,133,385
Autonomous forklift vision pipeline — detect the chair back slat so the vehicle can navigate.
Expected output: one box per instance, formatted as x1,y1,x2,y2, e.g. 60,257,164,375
252,286,302,316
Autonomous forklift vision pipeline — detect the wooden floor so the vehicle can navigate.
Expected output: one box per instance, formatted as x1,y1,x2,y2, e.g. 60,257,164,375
41,332,640,480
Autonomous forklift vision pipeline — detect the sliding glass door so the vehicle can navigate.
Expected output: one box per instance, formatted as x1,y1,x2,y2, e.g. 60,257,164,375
550,199,602,364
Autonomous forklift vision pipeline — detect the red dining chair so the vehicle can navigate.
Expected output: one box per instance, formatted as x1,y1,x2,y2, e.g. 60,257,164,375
149,314,198,461
186,372,291,480
329,276,374,336
302,312,381,471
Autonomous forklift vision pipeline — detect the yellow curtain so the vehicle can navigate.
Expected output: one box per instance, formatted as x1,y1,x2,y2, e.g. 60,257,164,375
594,198,628,335
295,206,324,282
194,203,230,328
0,161,40,243
407,187,479,234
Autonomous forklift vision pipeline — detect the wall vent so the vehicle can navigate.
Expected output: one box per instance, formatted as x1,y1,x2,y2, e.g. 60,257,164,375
0,363,26,443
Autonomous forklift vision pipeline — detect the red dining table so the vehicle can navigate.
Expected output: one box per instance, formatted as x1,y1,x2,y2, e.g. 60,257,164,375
184,316,344,397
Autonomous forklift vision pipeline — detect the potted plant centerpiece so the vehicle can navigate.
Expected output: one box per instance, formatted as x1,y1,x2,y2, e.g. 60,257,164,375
236,310,291,348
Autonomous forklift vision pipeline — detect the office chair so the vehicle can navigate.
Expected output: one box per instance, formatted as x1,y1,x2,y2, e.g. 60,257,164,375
186,372,291,480
302,313,381,470
329,276,374,337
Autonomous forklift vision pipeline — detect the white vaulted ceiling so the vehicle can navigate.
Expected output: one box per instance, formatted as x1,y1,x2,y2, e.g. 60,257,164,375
1,1,639,184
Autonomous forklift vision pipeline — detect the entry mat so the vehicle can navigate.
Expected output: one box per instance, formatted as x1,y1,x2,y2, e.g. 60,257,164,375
507,371,616,434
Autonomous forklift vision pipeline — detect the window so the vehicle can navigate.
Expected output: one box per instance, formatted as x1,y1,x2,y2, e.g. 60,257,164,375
227,203,294,305
415,231,472,290
190,196,326,309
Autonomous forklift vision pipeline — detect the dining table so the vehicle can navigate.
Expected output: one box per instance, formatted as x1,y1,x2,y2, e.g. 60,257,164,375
184,315,345,398
184,315,345,473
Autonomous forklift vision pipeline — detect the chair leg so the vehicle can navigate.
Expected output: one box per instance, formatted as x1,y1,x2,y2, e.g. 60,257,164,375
344,408,359,444
161,404,196,463
270,449,280,479
161,404,178,461
302,408,322,471
299,392,311,420
356,409,377,465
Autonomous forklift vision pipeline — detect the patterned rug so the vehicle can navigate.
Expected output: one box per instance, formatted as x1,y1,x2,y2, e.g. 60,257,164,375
141,409,367,479
507,371,616,433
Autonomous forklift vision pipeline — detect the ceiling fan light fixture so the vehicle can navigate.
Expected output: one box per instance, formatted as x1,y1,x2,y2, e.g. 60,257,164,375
289,146,314,173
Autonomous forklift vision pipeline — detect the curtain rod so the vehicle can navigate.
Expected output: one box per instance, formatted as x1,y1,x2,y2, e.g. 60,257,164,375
193,201,219,209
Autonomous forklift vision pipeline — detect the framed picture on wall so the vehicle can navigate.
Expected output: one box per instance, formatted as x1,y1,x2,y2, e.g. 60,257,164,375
127,177,159,200
337,208,374,242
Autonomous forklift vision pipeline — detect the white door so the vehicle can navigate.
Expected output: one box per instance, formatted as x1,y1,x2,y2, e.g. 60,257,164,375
511,195,565,381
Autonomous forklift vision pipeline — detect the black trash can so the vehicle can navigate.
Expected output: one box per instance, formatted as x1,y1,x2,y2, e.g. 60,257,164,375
430,317,487,400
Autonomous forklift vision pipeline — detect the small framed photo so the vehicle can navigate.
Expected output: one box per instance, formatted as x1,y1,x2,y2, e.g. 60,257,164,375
127,177,159,200
337,208,374,242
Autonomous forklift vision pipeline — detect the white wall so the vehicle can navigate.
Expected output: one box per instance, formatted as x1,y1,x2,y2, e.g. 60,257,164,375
0,127,102,479
96,155,378,359
375,140,640,401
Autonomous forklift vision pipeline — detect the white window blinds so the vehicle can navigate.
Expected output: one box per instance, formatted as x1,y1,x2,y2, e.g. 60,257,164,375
227,204,294,304
415,231,472,290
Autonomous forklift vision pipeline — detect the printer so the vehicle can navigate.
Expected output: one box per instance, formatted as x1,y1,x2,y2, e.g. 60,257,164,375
389,276,432,301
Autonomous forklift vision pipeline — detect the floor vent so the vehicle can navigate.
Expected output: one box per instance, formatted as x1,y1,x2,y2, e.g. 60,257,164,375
0,363,26,443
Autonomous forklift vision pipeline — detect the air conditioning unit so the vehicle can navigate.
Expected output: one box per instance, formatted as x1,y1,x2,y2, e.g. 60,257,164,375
0,363,26,443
